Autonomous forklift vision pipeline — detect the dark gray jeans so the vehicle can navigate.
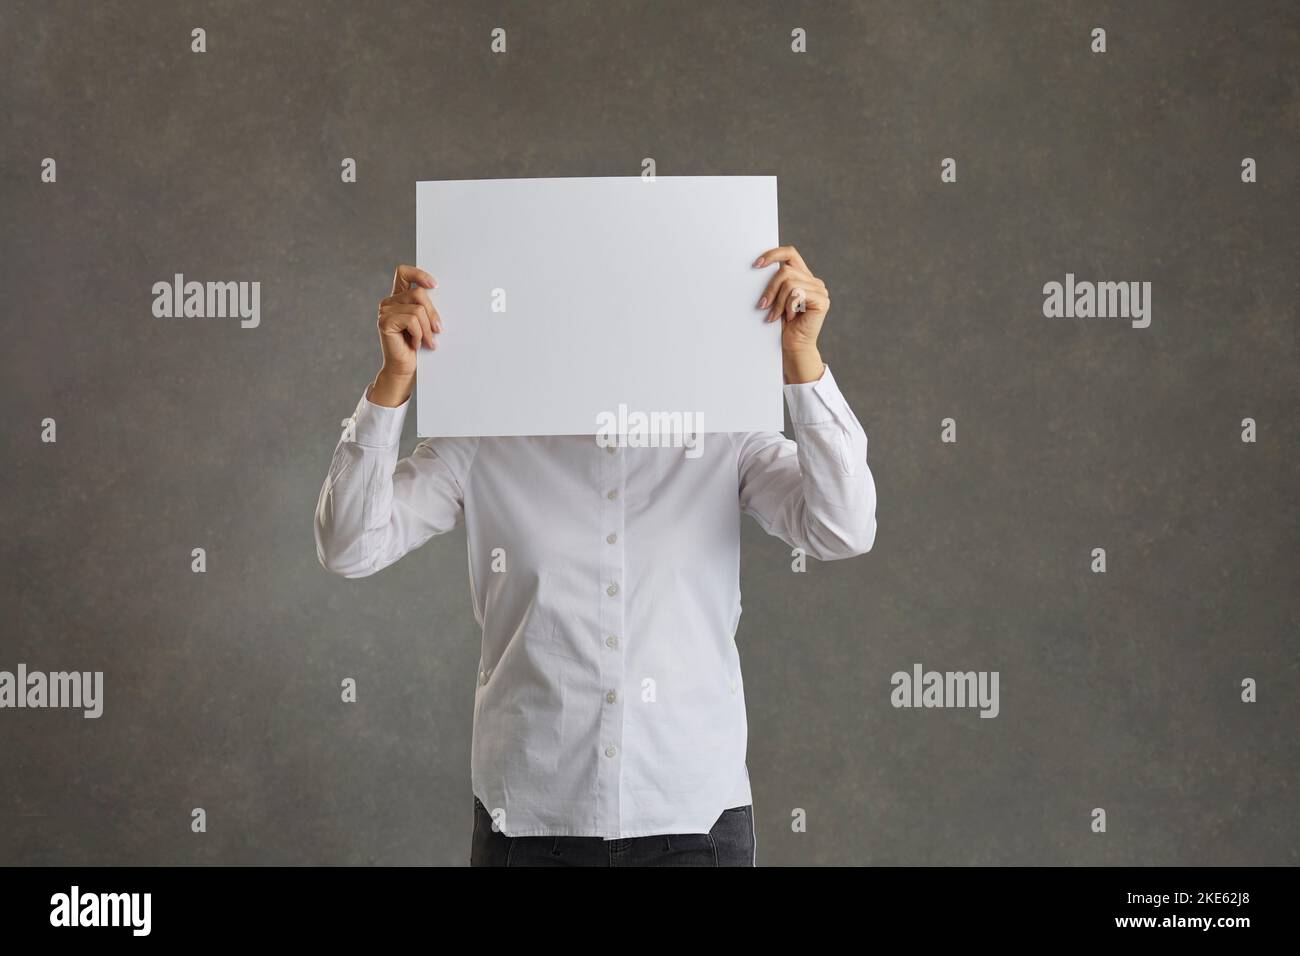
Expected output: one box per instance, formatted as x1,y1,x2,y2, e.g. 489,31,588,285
470,797,757,867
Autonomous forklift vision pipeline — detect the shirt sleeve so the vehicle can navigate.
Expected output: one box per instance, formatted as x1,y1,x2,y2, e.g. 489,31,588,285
313,383,479,578
735,364,878,560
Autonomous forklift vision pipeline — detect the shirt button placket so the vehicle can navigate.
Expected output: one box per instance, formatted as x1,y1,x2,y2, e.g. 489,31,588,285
597,438,626,836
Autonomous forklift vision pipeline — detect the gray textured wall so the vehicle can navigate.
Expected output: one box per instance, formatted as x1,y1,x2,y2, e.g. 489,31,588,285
1,0,1296,866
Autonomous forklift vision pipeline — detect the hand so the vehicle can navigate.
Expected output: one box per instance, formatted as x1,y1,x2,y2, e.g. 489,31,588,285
753,245,828,384
371,264,441,406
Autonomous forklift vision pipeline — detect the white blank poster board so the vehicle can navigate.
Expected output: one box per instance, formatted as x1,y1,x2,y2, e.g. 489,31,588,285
415,176,782,437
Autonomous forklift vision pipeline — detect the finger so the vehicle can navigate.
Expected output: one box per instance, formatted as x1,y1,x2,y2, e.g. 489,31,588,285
784,287,807,324
753,245,810,274
395,287,443,334
379,311,420,351
769,278,820,323
406,304,437,348
785,286,816,323
766,274,806,322
382,304,432,345
758,264,810,311
392,264,437,295
413,305,434,349
381,303,426,325
403,310,431,349
785,286,825,323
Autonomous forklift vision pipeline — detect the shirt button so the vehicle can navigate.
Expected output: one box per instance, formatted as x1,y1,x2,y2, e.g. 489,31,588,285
606,635,618,648
479,671,488,686
606,690,617,704
606,445,616,455
605,745,618,758
606,533,617,545
606,489,618,501
606,582,619,597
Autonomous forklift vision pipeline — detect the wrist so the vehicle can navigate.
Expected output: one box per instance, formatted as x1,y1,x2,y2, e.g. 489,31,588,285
370,366,415,407
782,348,824,385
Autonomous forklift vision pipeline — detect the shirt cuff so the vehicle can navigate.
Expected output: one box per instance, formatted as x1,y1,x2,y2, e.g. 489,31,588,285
347,383,408,448
783,363,846,425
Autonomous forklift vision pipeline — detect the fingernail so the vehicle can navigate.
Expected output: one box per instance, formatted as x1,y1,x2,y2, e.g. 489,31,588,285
753,256,764,267
758,296,768,309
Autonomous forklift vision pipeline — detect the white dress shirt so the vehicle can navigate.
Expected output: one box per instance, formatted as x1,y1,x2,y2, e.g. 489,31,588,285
314,365,877,838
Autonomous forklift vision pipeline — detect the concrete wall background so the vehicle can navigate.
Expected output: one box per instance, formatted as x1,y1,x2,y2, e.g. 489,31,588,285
1,0,1296,865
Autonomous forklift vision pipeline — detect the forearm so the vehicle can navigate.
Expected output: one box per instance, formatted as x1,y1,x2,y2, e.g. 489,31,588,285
315,379,473,578
369,366,414,407
786,385,876,558
314,389,408,578
739,364,877,560
783,347,824,385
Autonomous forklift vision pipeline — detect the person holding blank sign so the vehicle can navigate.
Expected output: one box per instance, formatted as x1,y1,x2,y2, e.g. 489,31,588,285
314,246,877,866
